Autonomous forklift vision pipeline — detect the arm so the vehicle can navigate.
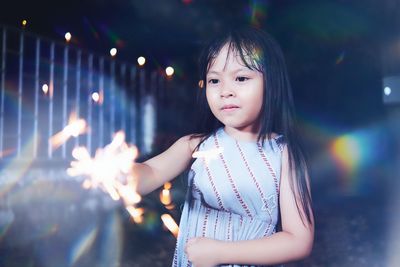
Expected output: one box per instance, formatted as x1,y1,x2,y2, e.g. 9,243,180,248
134,135,201,196
186,145,314,266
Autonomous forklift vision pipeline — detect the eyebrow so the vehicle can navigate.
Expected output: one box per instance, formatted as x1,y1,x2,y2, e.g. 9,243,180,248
207,68,253,75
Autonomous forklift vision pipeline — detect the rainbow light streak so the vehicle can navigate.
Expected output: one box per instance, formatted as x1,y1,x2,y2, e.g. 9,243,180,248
331,134,362,174
330,131,378,175
99,212,123,267
83,17,100,40
247,0,268,27
330,130,377,191
0,211,13,241
0,136,35,198
69,226,98,266
336,51,346,65
99,24,125,48
35,223,59,240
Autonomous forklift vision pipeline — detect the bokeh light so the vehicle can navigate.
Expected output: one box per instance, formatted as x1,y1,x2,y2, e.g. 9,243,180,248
384,87,391,96
42,84,49,94
65,32,72,42
92,92,100,102
137,56,146,66
110,48,117,57
165,66,174,76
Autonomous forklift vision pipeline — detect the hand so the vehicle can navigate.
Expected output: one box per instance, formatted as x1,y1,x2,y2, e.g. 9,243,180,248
185,237,221,267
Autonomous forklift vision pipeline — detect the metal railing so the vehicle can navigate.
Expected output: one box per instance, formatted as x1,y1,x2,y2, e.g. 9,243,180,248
0,25,163,161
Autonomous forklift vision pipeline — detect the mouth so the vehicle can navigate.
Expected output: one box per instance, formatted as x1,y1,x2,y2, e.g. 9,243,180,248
221,104,239,111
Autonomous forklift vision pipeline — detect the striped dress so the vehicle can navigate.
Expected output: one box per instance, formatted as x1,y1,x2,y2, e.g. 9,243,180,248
172,127,285,267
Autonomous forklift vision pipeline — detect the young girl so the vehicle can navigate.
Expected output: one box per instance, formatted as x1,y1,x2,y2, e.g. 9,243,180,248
134,26,314,266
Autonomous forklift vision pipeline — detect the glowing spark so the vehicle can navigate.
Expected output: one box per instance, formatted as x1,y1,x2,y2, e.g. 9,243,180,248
118,183,141,205
49,112,87,150
192,147,224,164
126,206,144,224
68,131,141,211
161,214,179,238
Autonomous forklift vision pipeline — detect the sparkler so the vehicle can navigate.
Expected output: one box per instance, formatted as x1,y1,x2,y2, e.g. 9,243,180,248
49,111,88,150
67,129,179,234
67,131,143,222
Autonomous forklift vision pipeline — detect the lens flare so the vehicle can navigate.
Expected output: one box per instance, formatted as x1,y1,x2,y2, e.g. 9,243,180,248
331,134,361,175
99,212,123,266
246,0,268,27
70,227,98,266
0,136,35,198
336,51,346,65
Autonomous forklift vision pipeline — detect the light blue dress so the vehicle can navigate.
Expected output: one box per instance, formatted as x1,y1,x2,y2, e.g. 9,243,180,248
172,127,285,267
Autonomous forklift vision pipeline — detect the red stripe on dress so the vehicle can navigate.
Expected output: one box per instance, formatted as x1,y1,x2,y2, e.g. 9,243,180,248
227,212,232,241
235,141,273,234
203,158,228,212
202,208,211,237
214,134,253,219
257,142,280,196
214,211,219,237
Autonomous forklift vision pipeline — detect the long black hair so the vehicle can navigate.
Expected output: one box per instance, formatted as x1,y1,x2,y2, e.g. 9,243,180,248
192,26,313,225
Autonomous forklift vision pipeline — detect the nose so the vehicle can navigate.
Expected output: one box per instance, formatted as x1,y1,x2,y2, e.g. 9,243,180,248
220,81,235,98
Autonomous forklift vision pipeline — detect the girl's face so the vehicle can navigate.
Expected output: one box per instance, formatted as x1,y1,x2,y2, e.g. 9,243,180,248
206,43,264,133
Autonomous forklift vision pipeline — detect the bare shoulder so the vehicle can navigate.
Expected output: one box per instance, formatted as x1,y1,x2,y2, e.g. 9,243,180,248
178,134,203,152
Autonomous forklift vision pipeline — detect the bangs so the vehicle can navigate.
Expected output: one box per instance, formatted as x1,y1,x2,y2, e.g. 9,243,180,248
204,37,264,76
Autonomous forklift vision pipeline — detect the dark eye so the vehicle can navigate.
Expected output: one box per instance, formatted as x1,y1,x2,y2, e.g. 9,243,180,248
208,79,219,84
236,76,249,82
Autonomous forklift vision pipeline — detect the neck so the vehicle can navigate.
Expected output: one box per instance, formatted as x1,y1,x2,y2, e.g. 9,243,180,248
223,126,260,142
